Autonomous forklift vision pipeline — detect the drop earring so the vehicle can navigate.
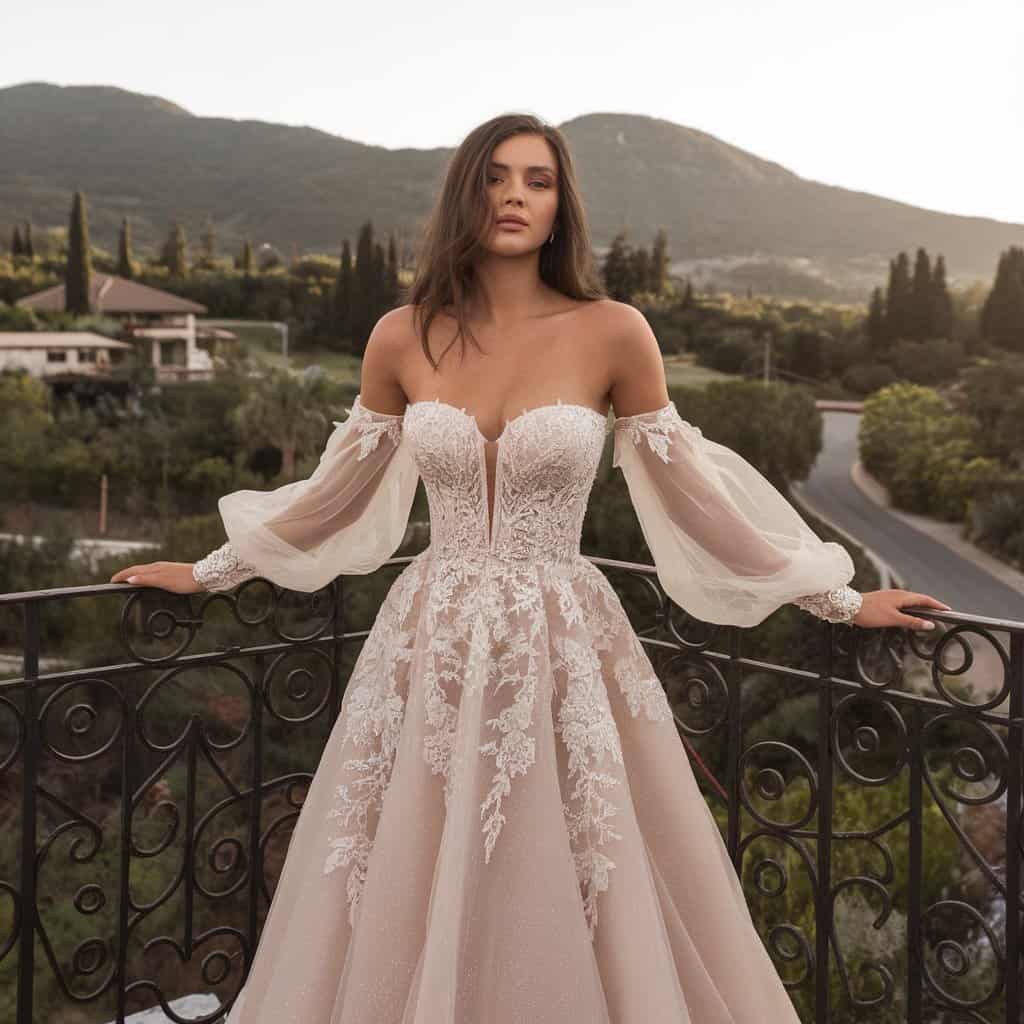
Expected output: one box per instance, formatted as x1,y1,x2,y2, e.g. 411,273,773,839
547,230,555,244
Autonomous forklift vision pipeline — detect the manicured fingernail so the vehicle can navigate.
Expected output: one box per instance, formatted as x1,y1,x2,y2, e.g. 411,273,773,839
127,576,138,584
923,621,935,630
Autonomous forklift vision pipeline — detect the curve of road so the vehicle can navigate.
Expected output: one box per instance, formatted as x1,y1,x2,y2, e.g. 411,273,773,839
796,410,1024,624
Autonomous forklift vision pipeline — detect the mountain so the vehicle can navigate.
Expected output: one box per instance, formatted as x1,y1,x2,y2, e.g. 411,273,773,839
2,81,1021,298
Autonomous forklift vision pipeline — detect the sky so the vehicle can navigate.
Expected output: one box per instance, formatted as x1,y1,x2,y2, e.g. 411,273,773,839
5,0,1023,224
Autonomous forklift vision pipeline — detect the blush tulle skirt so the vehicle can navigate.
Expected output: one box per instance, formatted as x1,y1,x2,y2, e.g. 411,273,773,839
224,550,803,1023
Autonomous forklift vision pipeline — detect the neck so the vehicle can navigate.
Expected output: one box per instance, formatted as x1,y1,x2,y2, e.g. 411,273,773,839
468,250,547,327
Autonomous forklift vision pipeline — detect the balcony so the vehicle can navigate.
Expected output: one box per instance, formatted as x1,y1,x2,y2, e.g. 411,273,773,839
0,558,1021,1023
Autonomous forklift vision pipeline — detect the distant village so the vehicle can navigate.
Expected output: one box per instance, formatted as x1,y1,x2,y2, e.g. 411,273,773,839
0,273,234,383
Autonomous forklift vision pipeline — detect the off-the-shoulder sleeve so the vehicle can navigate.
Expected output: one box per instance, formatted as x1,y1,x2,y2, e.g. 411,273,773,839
612,401,859,628
195,394,419,593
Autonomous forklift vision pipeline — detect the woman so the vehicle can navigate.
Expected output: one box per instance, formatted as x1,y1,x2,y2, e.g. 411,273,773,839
112,113,949,1023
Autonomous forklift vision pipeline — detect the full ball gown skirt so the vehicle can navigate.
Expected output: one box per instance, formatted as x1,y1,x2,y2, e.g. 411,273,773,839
205,393,856,1023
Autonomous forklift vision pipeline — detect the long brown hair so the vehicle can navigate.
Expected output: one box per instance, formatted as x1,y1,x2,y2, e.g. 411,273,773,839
404,113,606,370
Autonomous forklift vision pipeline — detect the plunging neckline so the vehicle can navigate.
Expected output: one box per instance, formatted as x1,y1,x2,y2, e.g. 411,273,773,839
407,397,608,446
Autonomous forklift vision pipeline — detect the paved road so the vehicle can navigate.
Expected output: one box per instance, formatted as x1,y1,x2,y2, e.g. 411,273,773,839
797,411,1024,624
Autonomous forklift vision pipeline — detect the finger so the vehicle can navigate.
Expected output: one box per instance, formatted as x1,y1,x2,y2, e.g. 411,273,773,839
897,613,936,631
900,593,950,612
110,564,147,582
121,571,164,586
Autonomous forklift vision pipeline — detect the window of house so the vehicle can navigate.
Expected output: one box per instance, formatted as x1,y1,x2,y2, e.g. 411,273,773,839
46,350,67,362
78,348,97,362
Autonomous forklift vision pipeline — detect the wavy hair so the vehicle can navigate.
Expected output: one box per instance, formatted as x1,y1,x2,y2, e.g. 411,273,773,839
404,112,606,369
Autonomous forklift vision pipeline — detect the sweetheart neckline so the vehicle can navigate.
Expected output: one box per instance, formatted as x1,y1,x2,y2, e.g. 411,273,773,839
406,397,609,446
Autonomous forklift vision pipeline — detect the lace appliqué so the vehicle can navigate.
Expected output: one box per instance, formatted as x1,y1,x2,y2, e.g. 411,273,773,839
192,541,259,591
336,395,404,459
614,400,701,464
322,559,422,926
613,634,675,722
794,584,863,624
552,634,625,940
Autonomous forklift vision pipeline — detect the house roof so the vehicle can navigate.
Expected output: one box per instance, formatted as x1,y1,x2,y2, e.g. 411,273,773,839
0,332,134,350
16,274,207,315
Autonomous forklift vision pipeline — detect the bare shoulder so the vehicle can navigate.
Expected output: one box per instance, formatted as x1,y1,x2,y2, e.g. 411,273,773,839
589,300,670,417
359,306,421,414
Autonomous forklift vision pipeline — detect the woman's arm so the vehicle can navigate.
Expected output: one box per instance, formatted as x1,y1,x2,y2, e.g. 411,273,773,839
604,302,950,629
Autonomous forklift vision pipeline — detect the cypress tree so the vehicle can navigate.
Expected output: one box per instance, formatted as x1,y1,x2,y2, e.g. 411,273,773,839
602,231,632,301
981,246,1024,352
930,254,954,340
650,229,670,295
910,247,933,340
333,240,354,345
11,224,23,258
117,216,135,278
66,191,92,315
23,221,34,261
240,238,254,275
866,286,887,352
680,278,694,309
200,216,216,268
885,251,912,342
350,221,375,351
164,221,188,278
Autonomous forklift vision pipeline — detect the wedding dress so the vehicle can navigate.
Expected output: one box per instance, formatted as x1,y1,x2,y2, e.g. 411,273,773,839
193,393,862,1024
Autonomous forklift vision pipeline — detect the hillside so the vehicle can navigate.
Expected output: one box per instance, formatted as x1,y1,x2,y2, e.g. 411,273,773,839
2,82,1022,296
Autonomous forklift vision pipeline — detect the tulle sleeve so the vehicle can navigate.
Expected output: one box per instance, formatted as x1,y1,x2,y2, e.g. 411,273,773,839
612,400,859,628
199,394,419,593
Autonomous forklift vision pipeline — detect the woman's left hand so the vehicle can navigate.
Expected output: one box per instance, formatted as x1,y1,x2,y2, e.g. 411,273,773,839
853,589,951,631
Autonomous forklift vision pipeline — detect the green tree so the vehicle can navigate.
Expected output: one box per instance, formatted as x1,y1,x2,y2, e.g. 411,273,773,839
10,224,23,258
980,246,1024,352
65,191,93,315
199,216,216,269
0,372,54,498
116,216,135,278
163,221,188,278
884,251,912,342
239,238,254,275
602,231,633,301
333,239,353,343
866,286,886,352
230,369,328,480
909,247,932,341
22,220,34,261
929,254,954,340
650,228,670,295
350,221,376,353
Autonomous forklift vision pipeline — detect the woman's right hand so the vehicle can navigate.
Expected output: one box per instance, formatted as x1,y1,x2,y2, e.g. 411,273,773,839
109,561,206,594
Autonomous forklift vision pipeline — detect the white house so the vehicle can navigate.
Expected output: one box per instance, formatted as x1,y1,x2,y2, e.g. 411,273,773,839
0,332,134,378
16,274,231,382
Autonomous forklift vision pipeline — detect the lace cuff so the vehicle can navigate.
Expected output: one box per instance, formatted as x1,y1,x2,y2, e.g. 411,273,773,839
193,541,260,592
793,584,863,624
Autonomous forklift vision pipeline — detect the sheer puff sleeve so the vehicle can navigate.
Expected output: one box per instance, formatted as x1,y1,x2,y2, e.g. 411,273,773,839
612,400,862,628
193,394,418,593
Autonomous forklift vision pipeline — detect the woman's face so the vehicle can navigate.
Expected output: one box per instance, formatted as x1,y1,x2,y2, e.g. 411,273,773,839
480,133,560,256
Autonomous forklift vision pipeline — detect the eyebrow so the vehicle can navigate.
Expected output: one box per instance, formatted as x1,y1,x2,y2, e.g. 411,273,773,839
488,161,557,176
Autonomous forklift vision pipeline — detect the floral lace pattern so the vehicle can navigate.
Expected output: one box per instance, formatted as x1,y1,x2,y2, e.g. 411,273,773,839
201,393,851,944
192,541,259,591
793,584,863,623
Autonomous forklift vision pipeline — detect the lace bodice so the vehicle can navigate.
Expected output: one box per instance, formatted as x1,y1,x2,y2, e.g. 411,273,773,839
403,398,608,567
195,394,861,626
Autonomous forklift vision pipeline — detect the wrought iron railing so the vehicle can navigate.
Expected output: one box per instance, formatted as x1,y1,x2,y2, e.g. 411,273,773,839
0,558,1020,1024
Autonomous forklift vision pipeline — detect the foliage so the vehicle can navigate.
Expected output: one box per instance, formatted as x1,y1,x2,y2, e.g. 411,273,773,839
860,382,983,519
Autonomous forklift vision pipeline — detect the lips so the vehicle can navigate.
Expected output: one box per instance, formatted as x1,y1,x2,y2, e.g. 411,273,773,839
496,216,527,226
